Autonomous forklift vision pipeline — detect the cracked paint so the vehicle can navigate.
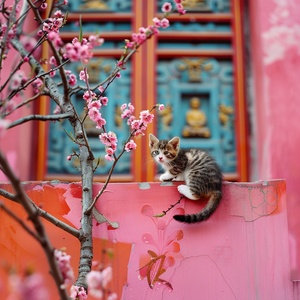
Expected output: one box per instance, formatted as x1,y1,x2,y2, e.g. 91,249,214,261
0,179,294,299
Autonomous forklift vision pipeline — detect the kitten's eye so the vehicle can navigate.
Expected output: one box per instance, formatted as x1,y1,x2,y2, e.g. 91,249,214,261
152,150,159,156
163,151,169,155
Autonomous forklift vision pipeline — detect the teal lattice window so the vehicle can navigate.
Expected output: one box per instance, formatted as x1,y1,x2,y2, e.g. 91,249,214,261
67,0,132,12
47,60,132,176
156,58,236,173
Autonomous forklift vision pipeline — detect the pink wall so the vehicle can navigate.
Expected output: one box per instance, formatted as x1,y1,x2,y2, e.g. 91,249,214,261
0,0,35,181
250,0,300,180
249,0,300,280
0,181,294,299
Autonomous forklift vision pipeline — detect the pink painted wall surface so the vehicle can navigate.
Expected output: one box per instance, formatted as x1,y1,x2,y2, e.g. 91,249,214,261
249,0,300,280
0,0,36,182
0,180,294,299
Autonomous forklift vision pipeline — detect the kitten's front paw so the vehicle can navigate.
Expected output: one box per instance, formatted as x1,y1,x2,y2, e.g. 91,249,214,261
177,185,199,200
177,184,189,195
160,173,174,181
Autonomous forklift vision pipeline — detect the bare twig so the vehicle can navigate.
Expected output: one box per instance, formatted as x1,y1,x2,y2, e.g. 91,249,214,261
153,195,184,218
7,112,73,129
0,187,80,238
0,151,70,300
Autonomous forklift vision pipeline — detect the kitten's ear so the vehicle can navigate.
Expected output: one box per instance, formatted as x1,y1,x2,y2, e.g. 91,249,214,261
169,136,180,150
149,134,159,147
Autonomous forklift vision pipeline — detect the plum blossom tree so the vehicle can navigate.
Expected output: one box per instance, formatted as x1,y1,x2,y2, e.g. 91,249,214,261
0,0,186,298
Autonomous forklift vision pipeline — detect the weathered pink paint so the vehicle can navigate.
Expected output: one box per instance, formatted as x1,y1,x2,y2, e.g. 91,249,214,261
0,180,295,299
249,0,300,281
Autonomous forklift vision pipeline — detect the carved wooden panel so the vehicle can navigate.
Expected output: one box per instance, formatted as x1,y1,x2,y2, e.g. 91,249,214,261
40,0,247,181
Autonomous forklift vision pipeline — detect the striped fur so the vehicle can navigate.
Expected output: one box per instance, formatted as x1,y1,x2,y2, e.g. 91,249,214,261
149,134,223,223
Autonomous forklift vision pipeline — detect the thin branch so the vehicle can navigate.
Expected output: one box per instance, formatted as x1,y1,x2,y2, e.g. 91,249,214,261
85,105,159,214
153,196,184,218
7,112,73,129
0,151,69,300
36,206,80,238
0,188,80,238
0,201,41,241
0,189,15,201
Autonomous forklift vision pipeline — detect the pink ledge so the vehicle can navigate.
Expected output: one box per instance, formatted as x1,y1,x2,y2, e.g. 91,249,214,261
0,180,297,300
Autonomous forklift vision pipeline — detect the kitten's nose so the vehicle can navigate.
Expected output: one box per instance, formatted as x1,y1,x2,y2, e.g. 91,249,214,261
159,156,163,162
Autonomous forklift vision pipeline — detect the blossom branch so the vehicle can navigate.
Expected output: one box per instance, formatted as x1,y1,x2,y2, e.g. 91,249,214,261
0,151,70,300
0,186,80,238
7,112,73,129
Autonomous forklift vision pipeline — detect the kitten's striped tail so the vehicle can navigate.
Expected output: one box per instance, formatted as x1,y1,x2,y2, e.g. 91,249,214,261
173,191,222,223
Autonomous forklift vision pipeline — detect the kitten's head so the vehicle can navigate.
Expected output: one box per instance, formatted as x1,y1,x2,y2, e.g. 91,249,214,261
149,134,180,165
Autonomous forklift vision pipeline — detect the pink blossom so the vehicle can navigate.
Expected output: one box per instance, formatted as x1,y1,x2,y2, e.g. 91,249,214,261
125,140,137,152
107,293,118,300
99,131,118,147
0,119,10,137
67,155,72,161
121,103,135,119
88,107,103,123
99,132,118,160
176,3,186,15
130,119,142,131
86,267,113,297
5,101,15,113
88,100,102,110
105,154,114,161
106,147,115,156
140,110,154,124
54,10,64,18
68,73,77,86
50,70,56,77
79,70,88,82
161,18,170,28
162,2,172,13
153,17,161,27
63,34,103,63
147,25,160,35
70,285,87,300
20,36,38,53
40,3,47,10
89,35,105,47
100,96,108,106
10,70,27,90
127,115,136,126
101,266,113,288
121,109,132,119
120,103,127,111
49,56,57,66
54,249,74,285
53,105,61,114
9,273,49,300
98,85,105,93
83,91,96,102
32,78,43,93
125,40,135,49
95,116,106,128
158,104,165,111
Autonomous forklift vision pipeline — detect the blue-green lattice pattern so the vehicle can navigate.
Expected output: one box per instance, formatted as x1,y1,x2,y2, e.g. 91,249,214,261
66,0,132,12
157,0,231,12
156,58,236,173
47,59,132,175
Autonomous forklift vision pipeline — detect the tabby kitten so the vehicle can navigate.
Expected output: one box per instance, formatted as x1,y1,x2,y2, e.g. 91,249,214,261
149,134,223,223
